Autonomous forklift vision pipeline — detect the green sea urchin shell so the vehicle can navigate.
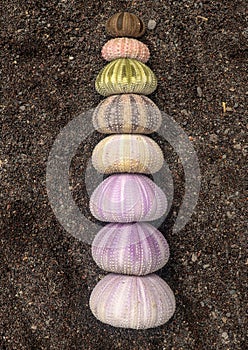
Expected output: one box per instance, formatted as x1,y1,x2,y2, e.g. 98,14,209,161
95,58,157,96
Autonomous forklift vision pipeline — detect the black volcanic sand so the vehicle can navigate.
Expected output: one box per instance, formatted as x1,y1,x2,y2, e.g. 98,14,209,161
1,1,247,349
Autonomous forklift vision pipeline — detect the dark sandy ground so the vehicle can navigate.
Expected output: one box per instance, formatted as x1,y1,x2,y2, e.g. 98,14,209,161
1,1,247,349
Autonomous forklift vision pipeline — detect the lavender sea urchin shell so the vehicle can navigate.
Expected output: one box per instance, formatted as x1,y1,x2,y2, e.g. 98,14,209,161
89,273,176,329
89,174,167,222
102,38,150,63
92,222,170,275
92,134,164,174
92,94,162,134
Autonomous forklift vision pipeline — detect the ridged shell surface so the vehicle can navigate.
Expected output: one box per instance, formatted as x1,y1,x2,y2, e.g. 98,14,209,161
92,134,164,174
89,174,167,222
92,94,162,134
92,222,170,275
95,58,157,96
89,273,176,329
102,38,150,63
106,12,145,38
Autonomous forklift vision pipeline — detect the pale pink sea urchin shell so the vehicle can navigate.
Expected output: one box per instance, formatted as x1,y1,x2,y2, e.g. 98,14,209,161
89,273,176,329
101,38,150,63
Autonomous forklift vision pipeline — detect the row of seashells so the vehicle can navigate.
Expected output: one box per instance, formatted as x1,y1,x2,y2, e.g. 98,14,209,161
89,12,175,329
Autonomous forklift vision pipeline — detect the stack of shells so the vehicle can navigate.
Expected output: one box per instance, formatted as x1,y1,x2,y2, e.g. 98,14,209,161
89,12,176,329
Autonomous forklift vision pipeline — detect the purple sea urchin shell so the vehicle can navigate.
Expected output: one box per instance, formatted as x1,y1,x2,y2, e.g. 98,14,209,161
102,38,150,63
89,174,168,222
89,273,176,329
92,222,170,275
92,94,162,134
92,134,164,174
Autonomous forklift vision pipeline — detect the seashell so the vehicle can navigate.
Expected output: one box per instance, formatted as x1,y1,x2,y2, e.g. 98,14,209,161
89,273,176,329
92,94,162,134
101,38,150,63
106,12,145,38
92,134,164,174
92,222,170,275
89,174,167,222
95,58,157,96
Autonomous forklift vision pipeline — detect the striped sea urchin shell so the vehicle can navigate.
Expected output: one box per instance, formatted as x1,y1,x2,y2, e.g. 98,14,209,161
92,94,162,134
92,222,170,275
92,134,164,174
95,58,157,96
101,38,150,63
106,12,145,38
89,174,167,222
89,273,176,329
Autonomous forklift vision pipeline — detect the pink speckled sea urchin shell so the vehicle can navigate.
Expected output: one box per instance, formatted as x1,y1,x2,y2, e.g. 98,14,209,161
101,38,150,63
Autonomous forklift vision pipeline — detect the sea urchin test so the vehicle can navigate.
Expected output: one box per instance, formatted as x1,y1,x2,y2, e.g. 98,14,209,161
89,11,176,329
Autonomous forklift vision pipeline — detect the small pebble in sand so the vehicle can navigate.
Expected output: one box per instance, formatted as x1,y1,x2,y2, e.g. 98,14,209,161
221,332,229,340
148,20,157,30
197,86,203,97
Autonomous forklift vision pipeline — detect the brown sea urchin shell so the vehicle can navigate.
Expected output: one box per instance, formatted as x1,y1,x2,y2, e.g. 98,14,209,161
92,94,162,134
102,38,150,63
106,12,145,38
92,134,164,174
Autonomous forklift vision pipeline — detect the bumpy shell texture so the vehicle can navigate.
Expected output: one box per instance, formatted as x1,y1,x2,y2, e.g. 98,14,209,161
92,94,162,134
92,134,164,174
89,273,176,329
102,38,150,63
89,174,167,222
106,12,145,38
95,58,157,96
92,222,170,275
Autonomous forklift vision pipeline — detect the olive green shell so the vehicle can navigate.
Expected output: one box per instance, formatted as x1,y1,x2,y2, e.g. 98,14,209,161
92,134,164,174
106,12,145,38
95,58,157,96
92,94,162,134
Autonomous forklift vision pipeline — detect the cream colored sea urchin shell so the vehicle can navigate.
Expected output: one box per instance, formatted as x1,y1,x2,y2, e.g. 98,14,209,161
91,134,164,174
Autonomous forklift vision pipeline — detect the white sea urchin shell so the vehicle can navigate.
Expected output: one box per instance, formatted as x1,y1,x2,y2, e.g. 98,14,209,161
89,273,176,329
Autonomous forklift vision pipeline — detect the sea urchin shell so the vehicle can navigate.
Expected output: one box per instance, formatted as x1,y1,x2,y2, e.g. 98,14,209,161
106,12,145,38
92,94,162,134
92,134,164,174
102,38,150,63
92,222,170,275
89,273,176,329
89,173,167,222
95,58,157,96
